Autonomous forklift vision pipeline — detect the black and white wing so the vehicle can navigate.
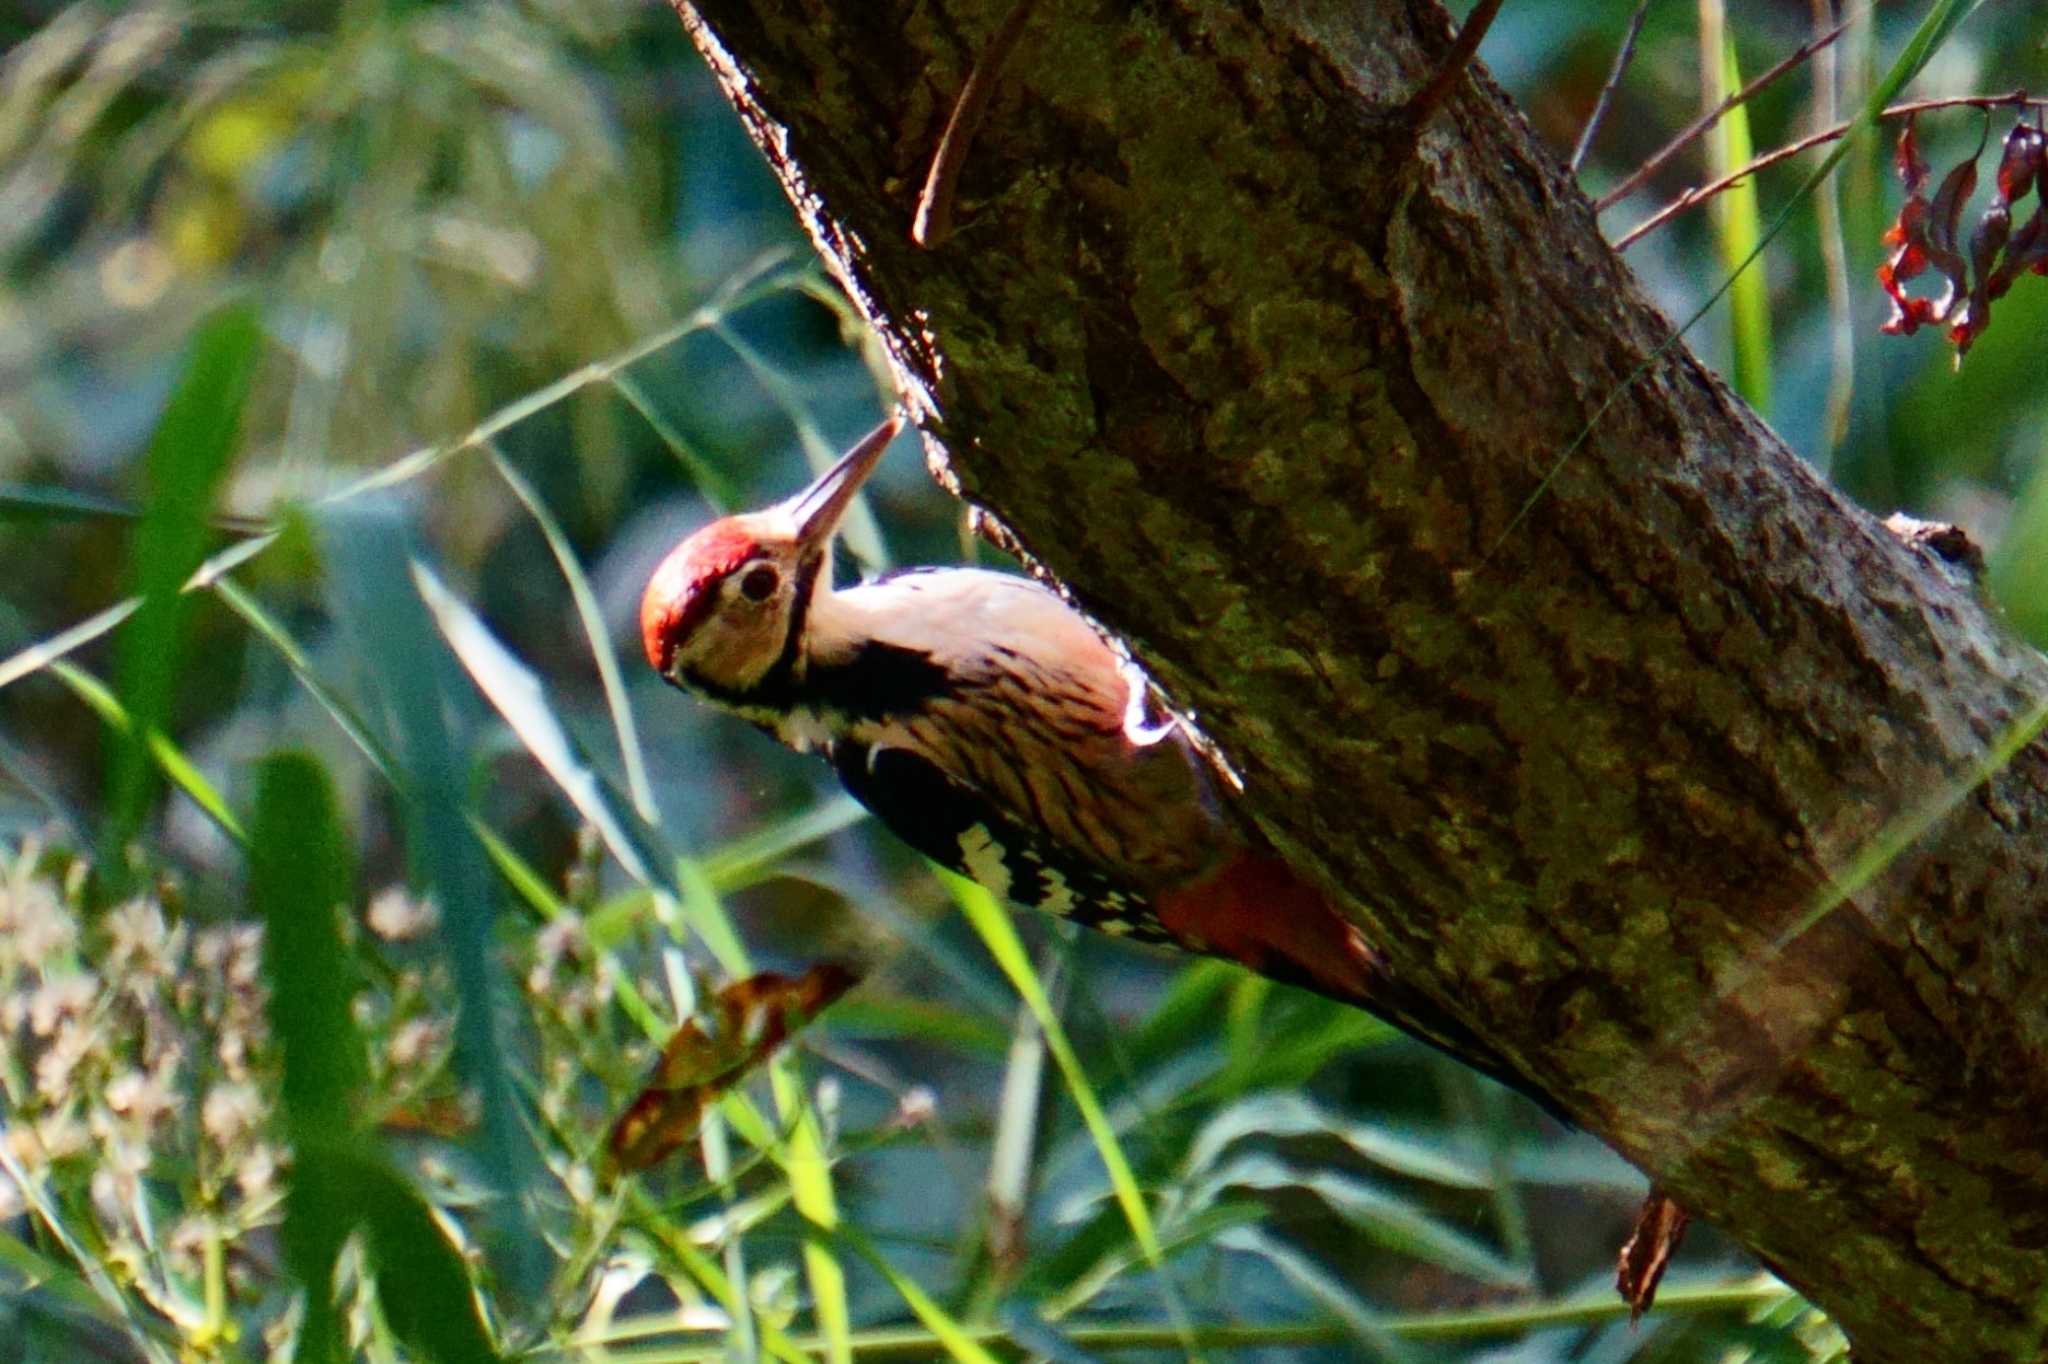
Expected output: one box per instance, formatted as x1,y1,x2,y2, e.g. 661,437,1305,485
828,739,1171,943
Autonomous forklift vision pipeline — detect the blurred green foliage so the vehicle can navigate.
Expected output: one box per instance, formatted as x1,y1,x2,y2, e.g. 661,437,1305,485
3,0,2045,1359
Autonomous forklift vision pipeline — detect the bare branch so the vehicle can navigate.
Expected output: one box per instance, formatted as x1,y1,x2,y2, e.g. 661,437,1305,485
912,0,1042,248
1571,0,1654,173
1403,0,1506,128
1593,13,1852,212
1615,89,2048,250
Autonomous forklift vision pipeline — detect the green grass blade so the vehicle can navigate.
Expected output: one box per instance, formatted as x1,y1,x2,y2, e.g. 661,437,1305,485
0,482,137,523
250,752,366,1364
1182,1091,1489,1189
829,1225,1005,1364
212,576,402,784
322,505,544,1300
0,599,140,694
317,259,809,512
941,872,1204,1359
1199,1154,1527,1289
48,659,246,844
696,792,869,892
413,558,669,889
354,1154,502,1364
110,301,259,847
1215,1225,1422,1362
523,1278,1797,1359
469,819,668,1044
630,1192,814,1364
487,446,658,820
0,1144,179,1364
1709,32,1772,418
610,371,739,511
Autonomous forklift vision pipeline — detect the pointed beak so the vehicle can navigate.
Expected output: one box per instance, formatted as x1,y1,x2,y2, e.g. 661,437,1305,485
786,415,903,552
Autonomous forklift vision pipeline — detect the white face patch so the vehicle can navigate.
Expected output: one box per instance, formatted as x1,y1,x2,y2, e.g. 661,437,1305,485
956,825,1013,901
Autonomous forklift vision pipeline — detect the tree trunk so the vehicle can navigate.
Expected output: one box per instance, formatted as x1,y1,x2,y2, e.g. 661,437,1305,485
667,1,2048,1357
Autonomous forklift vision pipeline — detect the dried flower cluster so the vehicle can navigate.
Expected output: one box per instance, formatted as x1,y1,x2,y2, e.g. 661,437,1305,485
0,842,464,1355
0,840,279,1344
1879,114,2048,359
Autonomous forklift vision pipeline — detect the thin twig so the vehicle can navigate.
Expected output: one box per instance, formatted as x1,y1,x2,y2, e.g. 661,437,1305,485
1594,13,1852,211
1403,0,1507,128
912,0,1042,248
1614,90,2048,249
1572,0,1655,172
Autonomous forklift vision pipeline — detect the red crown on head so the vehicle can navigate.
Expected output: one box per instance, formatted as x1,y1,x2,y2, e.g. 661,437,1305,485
641,520,763,673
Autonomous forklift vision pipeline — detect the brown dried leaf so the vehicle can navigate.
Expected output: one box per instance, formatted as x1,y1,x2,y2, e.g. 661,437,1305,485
607,962,860,1172
1879,117,1938,335
1924,153,1979,321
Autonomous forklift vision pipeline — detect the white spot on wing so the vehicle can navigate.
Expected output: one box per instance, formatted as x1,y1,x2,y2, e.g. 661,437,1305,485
1035,863,1076,917
776,708,835,753
1119,659,1178,747
957,825,1012,900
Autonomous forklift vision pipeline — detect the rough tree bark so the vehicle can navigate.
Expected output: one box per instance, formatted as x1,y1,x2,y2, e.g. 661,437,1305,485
666,1,2048,1358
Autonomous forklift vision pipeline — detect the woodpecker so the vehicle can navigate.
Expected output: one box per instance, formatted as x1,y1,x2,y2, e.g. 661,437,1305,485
640,416,1687,1303
642,416,1549,1079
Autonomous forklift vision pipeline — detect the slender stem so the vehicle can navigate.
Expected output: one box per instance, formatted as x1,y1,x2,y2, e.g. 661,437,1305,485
1403,0,1507,128
912,0,1041,247
1810,0,1855,462
1595,13,1852,211
1571,0,1655,172
1614,91,2048,249
558,1281,1796,1361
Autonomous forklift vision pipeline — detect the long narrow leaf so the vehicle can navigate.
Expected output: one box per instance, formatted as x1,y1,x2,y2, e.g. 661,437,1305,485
830,1225,1005,1364
1182,1092,1489,1189
1196,1153,1528,1289
942,873,1204,1358
323,506,543,1299
250,752,365,1364
48,660,245,843
111,302,259,845
0,482,137,522
1709,31,1772,417
1216,1225,1421,1362
488,446,657,819
355,1156,502,1364
413,558,667,888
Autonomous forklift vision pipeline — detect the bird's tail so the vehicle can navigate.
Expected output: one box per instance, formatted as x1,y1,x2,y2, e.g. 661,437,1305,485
1156,852,1569,1122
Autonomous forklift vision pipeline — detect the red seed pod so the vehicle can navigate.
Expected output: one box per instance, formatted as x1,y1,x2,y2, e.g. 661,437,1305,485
1995,123,2045,206
1991,204,2048,298
1895,116,1931,198
1877,116,1944,334
1922,151,1980,322
1949,199,2010,355
1880,197,1931,285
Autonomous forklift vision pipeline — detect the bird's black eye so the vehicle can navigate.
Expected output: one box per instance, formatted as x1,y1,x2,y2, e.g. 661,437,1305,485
738,564,780,602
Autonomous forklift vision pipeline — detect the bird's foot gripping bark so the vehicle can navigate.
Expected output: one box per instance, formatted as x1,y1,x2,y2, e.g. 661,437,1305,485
1617,1188,1692,1321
